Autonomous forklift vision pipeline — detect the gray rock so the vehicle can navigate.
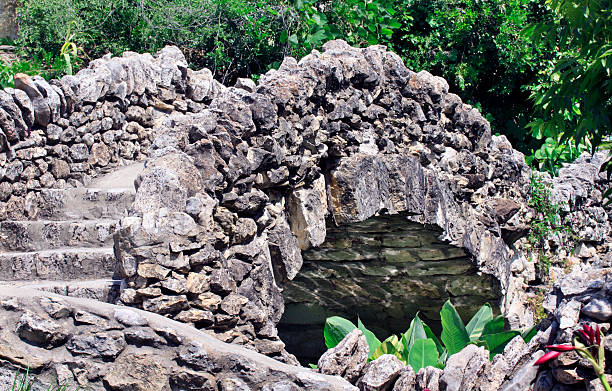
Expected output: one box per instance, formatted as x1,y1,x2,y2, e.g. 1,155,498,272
581,297,612,321
14,73,51,127
16,311,69,348
358,354,404,391
499,351,544,391
66,331,126,359
416,366,442,391
391,366,416,391
114,308,149,327
318,329,369,383
439,344,490,391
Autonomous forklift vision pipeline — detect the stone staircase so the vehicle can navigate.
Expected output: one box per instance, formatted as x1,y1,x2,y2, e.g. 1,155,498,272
0,162,144,301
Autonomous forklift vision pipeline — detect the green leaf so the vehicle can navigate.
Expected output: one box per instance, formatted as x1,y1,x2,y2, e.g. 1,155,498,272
440,300,470,356
358,318,382,358
371,335,402,361
279,30,288,44
308,363,318,369
465,304,493,341
422,322,444,355
402,314,428,358
408,338,439,371
380,27,393,36
521,325,538,343
288,34,299,46
482,315,505,335
482,331,521,358
324,316,356,349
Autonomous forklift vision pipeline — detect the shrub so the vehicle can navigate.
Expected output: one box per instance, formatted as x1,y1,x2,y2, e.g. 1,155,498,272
321,300,536,371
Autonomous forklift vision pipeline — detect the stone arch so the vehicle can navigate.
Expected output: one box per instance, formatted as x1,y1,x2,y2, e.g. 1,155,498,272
114,40,532,363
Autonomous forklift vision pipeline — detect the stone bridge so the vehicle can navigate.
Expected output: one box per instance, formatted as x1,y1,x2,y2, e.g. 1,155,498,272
0,40,610,390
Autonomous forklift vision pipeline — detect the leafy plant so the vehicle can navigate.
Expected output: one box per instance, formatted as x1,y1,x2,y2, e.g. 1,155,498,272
282,0,403,58
535,323,609,391
527,171,574,276
525,0,612,187
323,300,536,371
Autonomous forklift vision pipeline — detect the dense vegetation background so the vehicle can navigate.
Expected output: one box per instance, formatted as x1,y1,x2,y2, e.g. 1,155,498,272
1,0,610,177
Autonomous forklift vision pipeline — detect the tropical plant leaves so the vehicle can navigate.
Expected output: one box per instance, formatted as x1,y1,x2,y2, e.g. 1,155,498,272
482,331,521,357
358,318,381,358
482,315,506,336
408,338,439,371
371,335,403,361
465,303,493,341
324,316,356,349
440,300,470,356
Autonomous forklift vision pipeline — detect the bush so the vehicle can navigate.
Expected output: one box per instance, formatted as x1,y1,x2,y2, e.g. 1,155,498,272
16,0,289,83
320,300,536,371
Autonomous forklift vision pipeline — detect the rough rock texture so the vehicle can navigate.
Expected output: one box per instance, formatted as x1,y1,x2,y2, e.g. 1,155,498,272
0,287,356,391
113,40,536,362
318,329,369,383
1,41,611,390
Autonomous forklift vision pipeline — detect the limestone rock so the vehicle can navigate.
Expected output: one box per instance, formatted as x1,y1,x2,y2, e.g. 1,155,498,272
103,353,170,391
358,354,404,391
318,329,369,383
67,331,126,359
439,344,490,391
16,311,69,348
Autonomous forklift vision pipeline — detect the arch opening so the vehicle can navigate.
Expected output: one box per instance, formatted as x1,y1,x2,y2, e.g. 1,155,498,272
278,214,502,365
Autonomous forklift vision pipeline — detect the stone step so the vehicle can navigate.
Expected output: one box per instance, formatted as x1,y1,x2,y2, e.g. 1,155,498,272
0,279,121,303
0,247,117,281
34,187,135,221
0,219,118,252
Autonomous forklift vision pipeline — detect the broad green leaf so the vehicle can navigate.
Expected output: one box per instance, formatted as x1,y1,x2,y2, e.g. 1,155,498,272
408,338,439,371
521,325,538,343
440,300,470,356
465,304,493,341
358,318,382,358
371,335,402,361
324,316,356,349
482,331,521,358
482,315,505,336
288,34,299,46
308,363,318,369
423,322,444,355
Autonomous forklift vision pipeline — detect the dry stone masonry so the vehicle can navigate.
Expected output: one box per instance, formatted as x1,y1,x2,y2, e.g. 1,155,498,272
0,40,610,390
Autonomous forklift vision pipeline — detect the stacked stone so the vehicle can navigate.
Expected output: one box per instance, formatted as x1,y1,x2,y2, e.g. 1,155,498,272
0,288,355,391
115,40,534,363
0,45,224,220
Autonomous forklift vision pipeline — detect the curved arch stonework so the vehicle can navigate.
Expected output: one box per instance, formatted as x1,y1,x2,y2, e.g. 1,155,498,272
112,40,532,362
2,40,610,390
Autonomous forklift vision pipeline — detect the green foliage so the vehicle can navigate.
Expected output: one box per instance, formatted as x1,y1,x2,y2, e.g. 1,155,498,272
322,300,534,371
16,0,289,83
525,0,612,177
391,0,554,153
527,171,574,275
0,53,71,89
323,316,356,349
283,0,403,58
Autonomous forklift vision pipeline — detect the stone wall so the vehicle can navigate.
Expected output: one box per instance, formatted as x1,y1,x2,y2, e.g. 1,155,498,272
113,40,534,364
279,215,501,363
0,40,610,390
0,46,223,220
0,287,355,391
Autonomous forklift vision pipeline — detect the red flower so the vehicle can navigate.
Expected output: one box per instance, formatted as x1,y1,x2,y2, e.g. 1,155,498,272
534,350,562,365
545,344,575,352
